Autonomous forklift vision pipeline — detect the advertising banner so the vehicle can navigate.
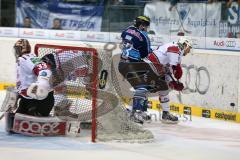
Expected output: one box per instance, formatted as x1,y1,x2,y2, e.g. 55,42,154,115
80,31,110,42
144,1,221,37
205,37,240,51
19,28,50,39
16,0,104,31
0,28,18,37
49,30,81,40
170,52,240,112
220,2,240,37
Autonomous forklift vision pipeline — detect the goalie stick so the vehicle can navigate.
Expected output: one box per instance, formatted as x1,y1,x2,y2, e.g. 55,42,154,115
0,104,15,121
0,87,18,121
0,113,4,121
0,105,15,121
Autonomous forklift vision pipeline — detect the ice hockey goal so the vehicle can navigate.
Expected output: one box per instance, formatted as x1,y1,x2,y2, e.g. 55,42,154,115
35,43,153,143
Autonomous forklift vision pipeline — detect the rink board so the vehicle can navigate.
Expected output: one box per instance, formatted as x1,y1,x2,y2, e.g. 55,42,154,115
1,83,240,123
1,37,240,122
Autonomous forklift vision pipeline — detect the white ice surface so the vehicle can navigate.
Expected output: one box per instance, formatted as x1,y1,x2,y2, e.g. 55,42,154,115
1,90,240,160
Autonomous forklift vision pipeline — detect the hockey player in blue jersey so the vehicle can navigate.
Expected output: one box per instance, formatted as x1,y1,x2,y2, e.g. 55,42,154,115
118,15,152,124
120,15,151,62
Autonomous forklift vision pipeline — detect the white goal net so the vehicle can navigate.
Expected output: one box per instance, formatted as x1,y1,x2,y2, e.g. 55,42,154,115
35,44,154,143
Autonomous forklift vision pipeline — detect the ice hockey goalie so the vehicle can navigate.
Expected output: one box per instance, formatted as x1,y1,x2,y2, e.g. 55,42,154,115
1,39,92,136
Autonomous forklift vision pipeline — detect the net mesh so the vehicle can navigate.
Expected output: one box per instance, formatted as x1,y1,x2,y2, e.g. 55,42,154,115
35,44,154,142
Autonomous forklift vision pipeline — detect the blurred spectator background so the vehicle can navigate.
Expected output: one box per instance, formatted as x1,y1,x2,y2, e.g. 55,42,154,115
51,18,62,30
22,17,32,28
0,0,240,38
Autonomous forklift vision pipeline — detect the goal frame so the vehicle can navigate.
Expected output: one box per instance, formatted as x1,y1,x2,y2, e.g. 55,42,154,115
34,44,98,142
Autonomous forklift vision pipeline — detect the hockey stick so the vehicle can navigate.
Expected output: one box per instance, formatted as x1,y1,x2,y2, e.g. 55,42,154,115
0,113,4,121
166,71,177,83
0,107,13,121
0,87,18,121
167,71,184,104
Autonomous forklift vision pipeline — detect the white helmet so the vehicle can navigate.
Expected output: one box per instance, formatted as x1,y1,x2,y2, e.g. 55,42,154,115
178,37,192,49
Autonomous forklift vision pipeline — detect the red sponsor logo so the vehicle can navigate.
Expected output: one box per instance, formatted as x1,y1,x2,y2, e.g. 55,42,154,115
213,40,224,47
13,119,66,136
23,31,34,35
55,33,65,37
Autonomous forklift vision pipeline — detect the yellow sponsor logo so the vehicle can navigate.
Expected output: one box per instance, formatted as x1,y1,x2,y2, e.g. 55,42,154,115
0,83,15,90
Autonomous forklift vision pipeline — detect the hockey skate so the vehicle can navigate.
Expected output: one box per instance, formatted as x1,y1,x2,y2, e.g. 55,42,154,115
128,110,151,124
161,111,179,124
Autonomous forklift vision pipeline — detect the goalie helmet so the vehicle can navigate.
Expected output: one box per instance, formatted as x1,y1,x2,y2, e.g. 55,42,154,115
134,15,151,28
14,39,31,58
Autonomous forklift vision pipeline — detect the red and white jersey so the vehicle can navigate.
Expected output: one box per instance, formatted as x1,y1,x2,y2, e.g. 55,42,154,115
146,42,183,76
16,53,51,98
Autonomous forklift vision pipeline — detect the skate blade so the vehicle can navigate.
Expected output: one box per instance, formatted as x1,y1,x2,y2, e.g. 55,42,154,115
161,119,179,124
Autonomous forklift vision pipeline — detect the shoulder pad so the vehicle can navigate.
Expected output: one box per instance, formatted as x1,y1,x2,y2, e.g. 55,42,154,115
167,46,180,54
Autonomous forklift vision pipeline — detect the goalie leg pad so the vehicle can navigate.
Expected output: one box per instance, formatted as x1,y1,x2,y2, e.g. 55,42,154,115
12,113,67,136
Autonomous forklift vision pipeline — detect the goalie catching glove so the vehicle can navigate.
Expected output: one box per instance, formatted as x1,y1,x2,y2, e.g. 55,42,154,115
27,70,52,100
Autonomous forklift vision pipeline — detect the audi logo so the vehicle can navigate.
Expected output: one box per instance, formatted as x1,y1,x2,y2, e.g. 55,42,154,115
225,41,236,48
181,64,210,95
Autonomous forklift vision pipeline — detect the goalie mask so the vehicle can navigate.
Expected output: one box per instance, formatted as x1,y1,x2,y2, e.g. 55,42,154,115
14,39,31,58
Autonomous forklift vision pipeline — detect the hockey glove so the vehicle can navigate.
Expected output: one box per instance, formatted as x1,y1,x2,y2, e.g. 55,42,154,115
27,70,51,100
27,81,50,100
169,81,184,91
172,64,183,80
